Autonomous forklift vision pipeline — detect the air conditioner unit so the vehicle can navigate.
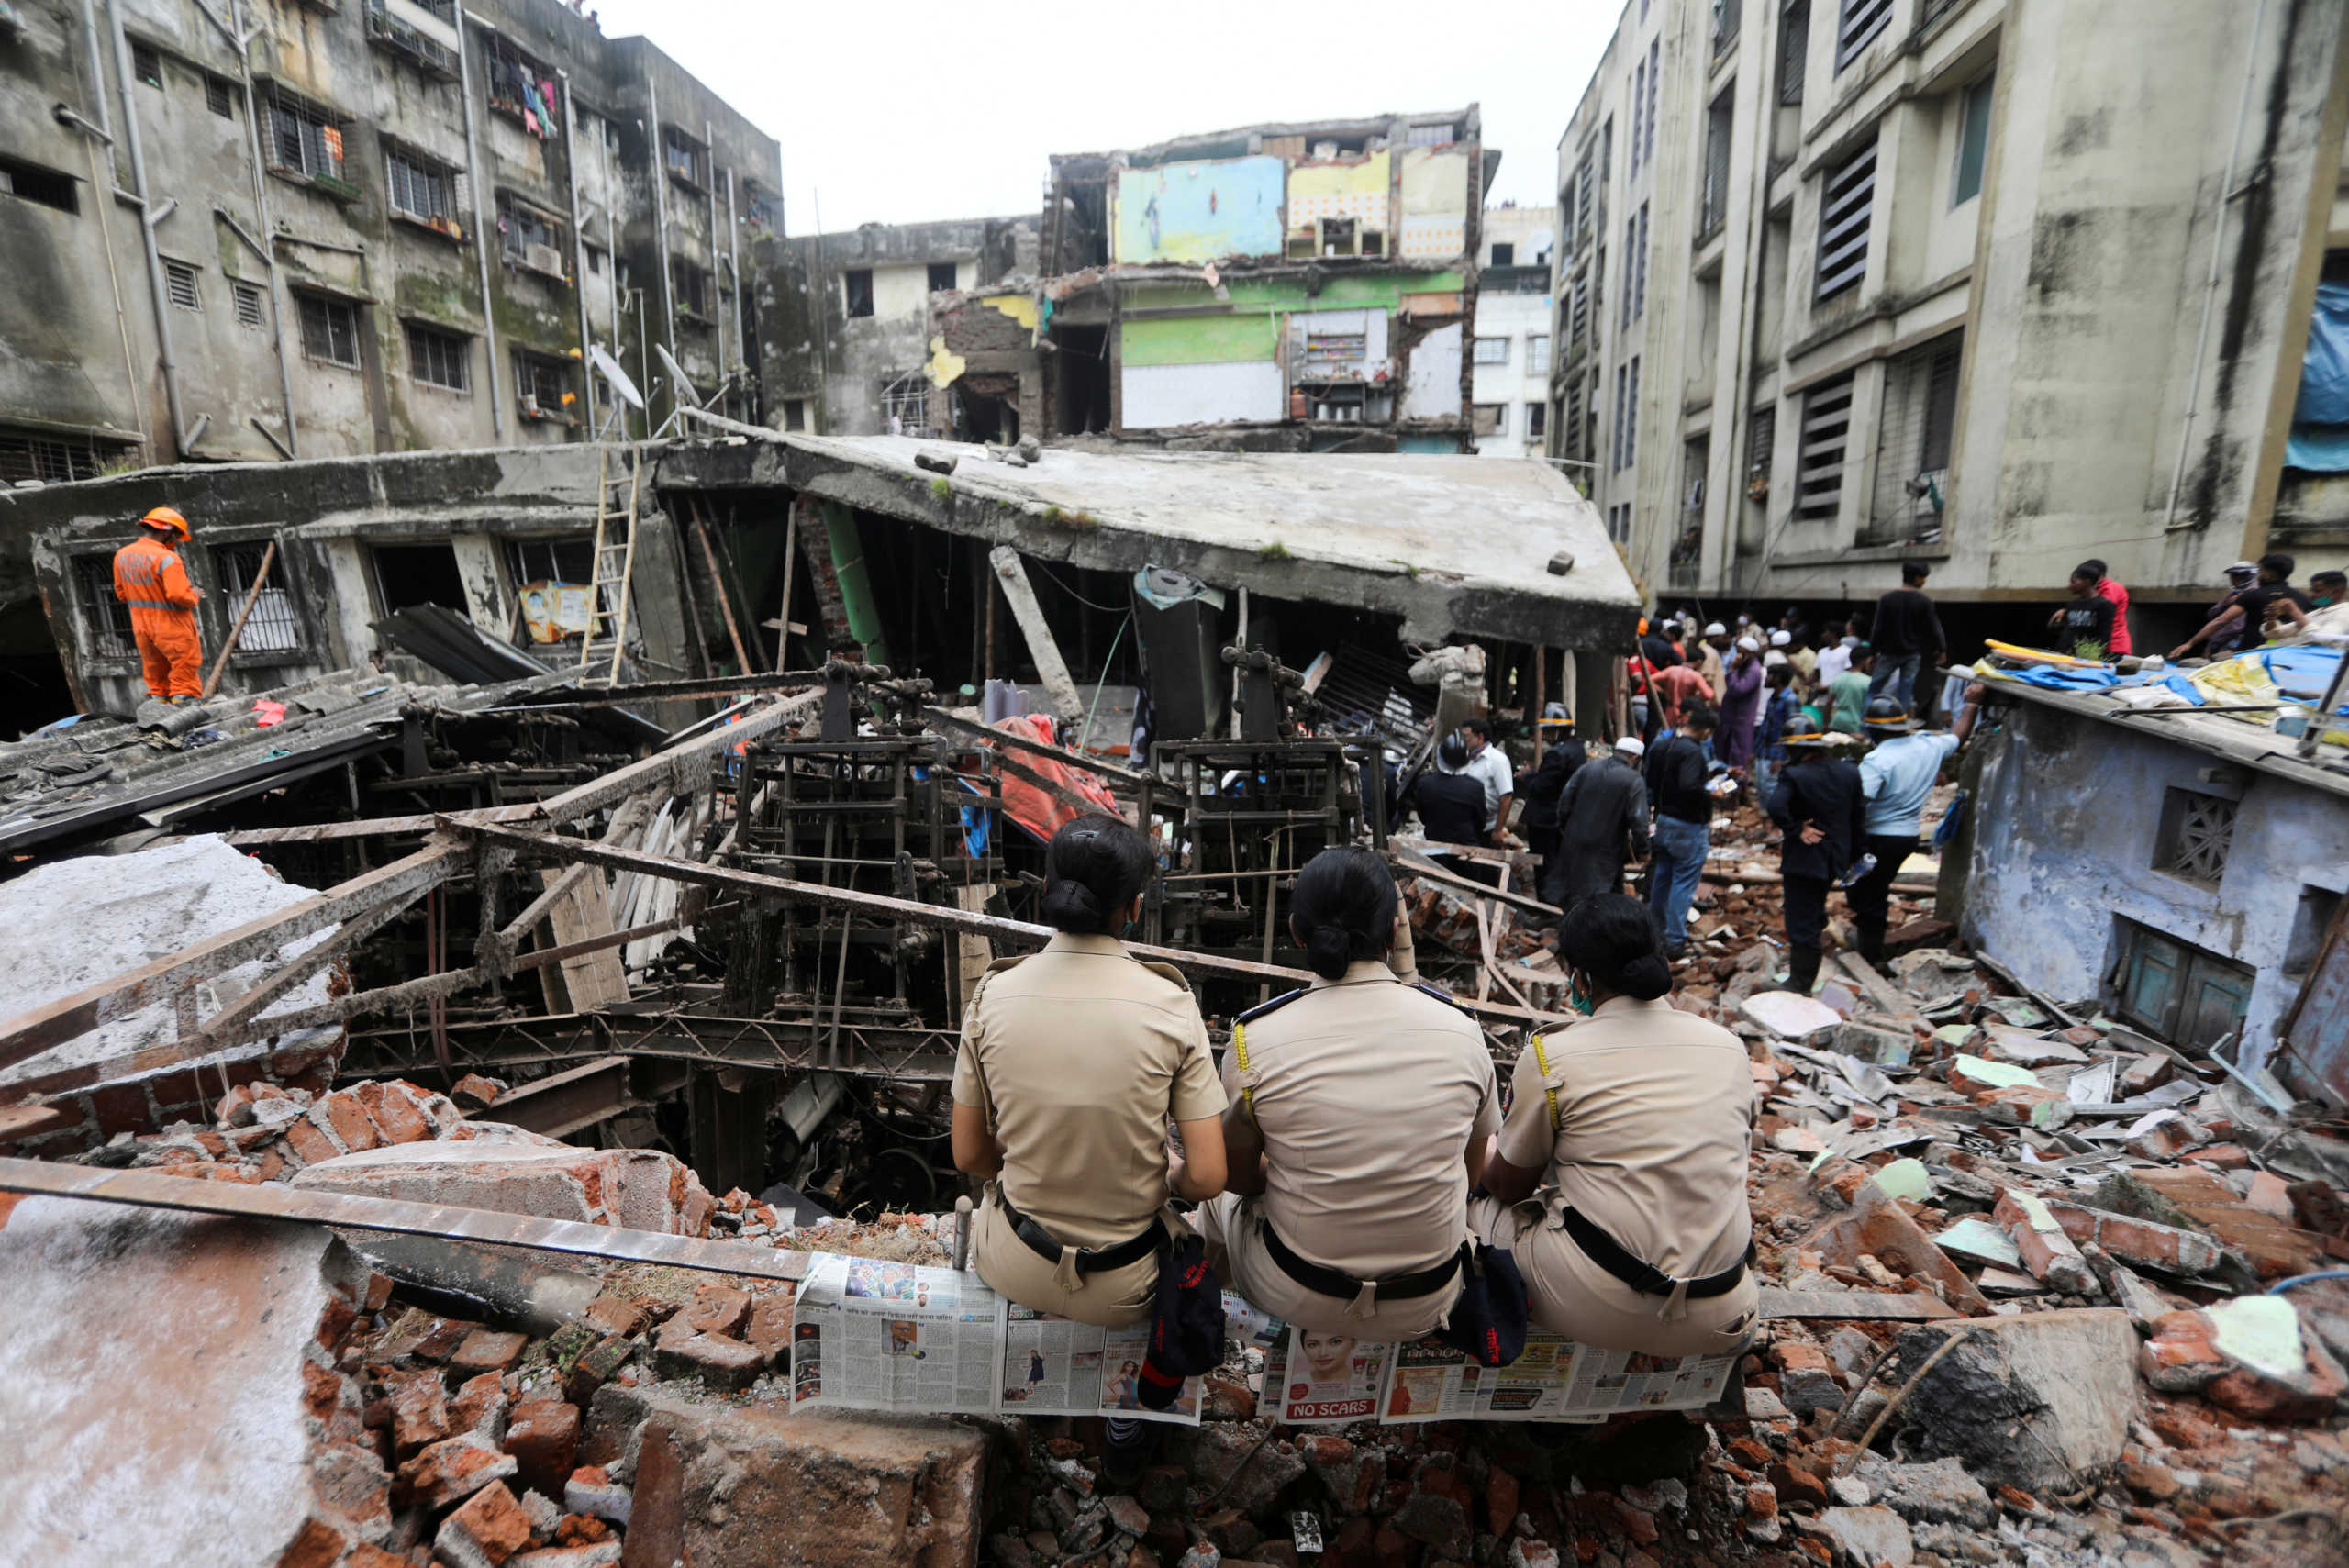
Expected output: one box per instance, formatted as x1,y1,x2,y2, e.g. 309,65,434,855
525,242,563,276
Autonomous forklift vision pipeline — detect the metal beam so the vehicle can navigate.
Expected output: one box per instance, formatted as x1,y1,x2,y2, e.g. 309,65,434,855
0,1157,808,1284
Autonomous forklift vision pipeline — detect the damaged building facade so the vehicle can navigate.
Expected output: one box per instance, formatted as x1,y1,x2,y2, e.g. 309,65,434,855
1553,0,2349,644
0,0,780,480
896,109,1497,451
752,216,1041,438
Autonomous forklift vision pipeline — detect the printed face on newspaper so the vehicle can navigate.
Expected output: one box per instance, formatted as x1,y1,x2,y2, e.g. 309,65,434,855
1261,1326,1389,1425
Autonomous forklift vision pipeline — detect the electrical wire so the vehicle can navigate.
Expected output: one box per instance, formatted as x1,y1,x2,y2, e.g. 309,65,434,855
1030,561,1133,615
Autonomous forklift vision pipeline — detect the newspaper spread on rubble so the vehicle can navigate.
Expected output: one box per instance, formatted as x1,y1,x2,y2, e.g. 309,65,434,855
788,1253,1203,1425
1256,1319,1741,1426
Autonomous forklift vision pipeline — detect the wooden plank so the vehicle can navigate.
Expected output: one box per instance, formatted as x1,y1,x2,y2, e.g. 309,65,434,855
540,869,632,1010
0,1104,72,1142
952,883,996,1025
987,546,1085,724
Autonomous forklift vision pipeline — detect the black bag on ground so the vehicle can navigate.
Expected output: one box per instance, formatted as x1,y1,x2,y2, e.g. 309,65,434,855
1138,1232,1224,1409
1435,1240,1530,1368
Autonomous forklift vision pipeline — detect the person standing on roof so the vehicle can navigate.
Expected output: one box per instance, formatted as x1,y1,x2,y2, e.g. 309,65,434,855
2049,565,2121,660
2075,558,2132,657
113,506,206,704
1848,691,1984,965
1867,562,1944,713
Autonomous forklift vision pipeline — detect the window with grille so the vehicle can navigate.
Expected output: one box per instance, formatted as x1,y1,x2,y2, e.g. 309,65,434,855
1631,204,1650,321
212,541,301,652
1815,142,1875,301
1564,382,1585,460
1643,40,1660,169
1474,404,1507,436
297,294,360,366
267,87,345,183
514,351,571,417
164,260,201,311
1835,0,1892,72
1569,272,1589,350
1,428,116,484
1779,0,1810,105
1952,72,1994,206
1613,356,1641,471
928,261,958,292
132,41,163,88
499,195,566,273
1608,503,1631,543
2,155,79,213
1473,338,1510,365
1746,405,1775,492
1794,373,1854,520
673,256,711,318
386,148,458,224
2154,789,2236,885
1576,152,1597,247
881,372,929,432
484,35,558,135
233,281,266,327
1867,332,1962,542
662,126,707,187
1629,60,1647,181
1620,215,1639,329
1526,336,1551,375
406,322,470,390
1714,0,1742,54
1700,91,1734,240
206,72,236,117
1527,402,1547,439
73,555,138,658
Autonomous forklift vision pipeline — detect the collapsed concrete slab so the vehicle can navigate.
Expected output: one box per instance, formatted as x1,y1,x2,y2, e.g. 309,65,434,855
1883,1309,2140,1494
290,1137,718,1236
0,1192,387,1568
592,1387,987,1568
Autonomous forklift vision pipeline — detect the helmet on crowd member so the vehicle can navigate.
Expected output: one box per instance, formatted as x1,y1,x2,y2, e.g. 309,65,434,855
139,506,191,539
1438,734,1470,768
1863,696,1917,735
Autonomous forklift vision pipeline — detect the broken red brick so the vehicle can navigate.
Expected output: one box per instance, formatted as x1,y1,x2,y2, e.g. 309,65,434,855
439,1479,531,1565
386,1369,451,1454
318,1092,380,1153
451,1329,529,1374
581,1294,650,1339
451,1073,504,1107
282,1115,341,1168
683,1282,751,1338
1994,1189,2093,1293
653,1330,763,1390
396,1433,517,1509
2184,1143,2250,1172
2139,1310,2227,1394
505,1399,580,1496
273,1516,350,1568
351,1080,430,1145
450,1370,508,1436
1768,1462,1829,1509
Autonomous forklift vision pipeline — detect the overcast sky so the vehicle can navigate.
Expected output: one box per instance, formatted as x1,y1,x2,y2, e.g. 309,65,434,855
590,0,1616,235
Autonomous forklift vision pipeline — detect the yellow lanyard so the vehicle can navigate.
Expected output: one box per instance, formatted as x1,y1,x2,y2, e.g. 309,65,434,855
1530,1033,1560,1129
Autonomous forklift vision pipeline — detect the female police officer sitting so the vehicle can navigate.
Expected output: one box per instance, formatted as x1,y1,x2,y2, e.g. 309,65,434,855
950,814,1229,1326
1195,846,1500,1341
1471,894,1758,1355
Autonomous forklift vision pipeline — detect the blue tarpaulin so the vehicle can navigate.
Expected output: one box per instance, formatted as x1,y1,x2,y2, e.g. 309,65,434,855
2287,280,2349,472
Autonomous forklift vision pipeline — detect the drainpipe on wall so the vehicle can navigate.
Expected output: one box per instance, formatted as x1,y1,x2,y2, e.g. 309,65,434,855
221,0,298,457
455,10,506,442
558,69,594,438
56,17,146,451
704,117,723,411
724,167,744,420
104,0,195,458
600,119,626,436
645,70,679,428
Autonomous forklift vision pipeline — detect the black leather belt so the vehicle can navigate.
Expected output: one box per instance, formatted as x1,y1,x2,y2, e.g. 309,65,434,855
1261,1218,1462,1302
997,1194,1162,1275
1561,1206,1748,1299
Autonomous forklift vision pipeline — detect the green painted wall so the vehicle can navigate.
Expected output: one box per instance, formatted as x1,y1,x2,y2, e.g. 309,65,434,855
1121,313,1283,367
1123,272,1467,315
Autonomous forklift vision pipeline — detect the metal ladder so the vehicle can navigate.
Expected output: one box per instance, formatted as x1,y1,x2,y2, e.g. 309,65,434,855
581,443,642,684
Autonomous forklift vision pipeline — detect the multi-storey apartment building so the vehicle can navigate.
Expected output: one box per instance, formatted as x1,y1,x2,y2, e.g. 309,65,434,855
1470,205,1557,458
0,0,779,478
1553,0,2349,647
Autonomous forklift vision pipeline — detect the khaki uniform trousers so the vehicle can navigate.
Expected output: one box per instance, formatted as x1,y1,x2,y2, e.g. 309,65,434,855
1195,1192,1464,1342
970,1187,1174,1329
1471,1194,1758,1359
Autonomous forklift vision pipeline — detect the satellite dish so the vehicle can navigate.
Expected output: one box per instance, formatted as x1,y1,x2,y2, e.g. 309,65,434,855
654,343,700,409
590,345,643,410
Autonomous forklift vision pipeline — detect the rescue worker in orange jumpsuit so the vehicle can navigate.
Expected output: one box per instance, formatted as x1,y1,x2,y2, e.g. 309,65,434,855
113,506,205,702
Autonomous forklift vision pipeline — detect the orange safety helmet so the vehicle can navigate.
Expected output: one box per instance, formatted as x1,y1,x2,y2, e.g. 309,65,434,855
139,506,192,539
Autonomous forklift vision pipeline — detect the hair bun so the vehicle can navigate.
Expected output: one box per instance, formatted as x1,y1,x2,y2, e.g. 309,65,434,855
1041,880,1104,926
1617,953,1673,1001
1304,924,1353,981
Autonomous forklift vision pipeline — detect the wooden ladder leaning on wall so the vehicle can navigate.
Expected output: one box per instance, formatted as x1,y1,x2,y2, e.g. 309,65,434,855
581,442,643,686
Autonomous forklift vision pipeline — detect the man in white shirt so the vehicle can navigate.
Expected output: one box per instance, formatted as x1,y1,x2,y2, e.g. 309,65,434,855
1817,635,1859,686
1438,717,1516,845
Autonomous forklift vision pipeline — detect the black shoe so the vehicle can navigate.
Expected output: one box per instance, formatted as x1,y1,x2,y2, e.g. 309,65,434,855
1100,1421,1157,1489
1665,941,1690,961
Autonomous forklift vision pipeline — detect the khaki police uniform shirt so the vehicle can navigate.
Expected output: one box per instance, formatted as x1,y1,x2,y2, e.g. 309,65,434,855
952,932,1225,1250
1226,961,1499,1278
1499,995,1755,1279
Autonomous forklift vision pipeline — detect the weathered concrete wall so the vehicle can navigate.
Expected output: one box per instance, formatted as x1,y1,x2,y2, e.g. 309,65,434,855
0,0,778,467
1960,697,2349,1073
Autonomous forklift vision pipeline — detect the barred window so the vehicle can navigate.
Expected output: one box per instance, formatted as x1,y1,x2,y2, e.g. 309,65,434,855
1794,373,1855,521
212,541,301,651
1473,338,1510,365
164,260,202,311
1835,0,1893,72
1,428,116,484
514,351,572,417
406,322,471,391
1815,142,1876,301
499,194,566,272
386,147,458,224
233,281,267,328
73,555,138,658
298,294,361,367
206,72,236,117
662,125,708,187
267,87,345,183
